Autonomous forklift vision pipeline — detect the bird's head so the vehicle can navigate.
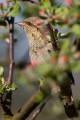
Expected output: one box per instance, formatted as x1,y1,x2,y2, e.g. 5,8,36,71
15,17,42,30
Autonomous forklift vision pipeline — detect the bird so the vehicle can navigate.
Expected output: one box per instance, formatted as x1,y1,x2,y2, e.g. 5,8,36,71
16,17,55,63
16,16,78,117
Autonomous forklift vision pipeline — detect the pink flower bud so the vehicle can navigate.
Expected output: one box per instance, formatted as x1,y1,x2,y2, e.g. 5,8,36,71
53,15,60,20
59,55,68,64
74,13,80,19
0,2,3,8
39,9,46,16
35,19,42,25
74,52,80,59
28,60,39,69
50,57,57,64
6,0,9,6
62,18,69,23
65,0,72,5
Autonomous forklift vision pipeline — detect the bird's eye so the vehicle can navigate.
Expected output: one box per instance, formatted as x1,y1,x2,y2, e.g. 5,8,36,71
48,49,51,53
27,22,32,25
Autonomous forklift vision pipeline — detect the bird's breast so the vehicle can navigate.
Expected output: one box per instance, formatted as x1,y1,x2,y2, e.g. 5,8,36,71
24,26,53,62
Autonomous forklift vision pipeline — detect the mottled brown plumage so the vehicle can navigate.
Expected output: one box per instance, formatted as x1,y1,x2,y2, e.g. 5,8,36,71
17,17,54,62
16,16,78,117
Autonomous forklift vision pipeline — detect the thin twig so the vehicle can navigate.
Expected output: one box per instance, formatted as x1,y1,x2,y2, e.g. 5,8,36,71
29,96,51,120
0,17,15,116
47,24,60,51
12,91,48,120
1,91,13,116
7,17,14,85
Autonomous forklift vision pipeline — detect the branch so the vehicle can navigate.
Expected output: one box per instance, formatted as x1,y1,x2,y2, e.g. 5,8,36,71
12,90,48,120
0,17,15,117
7,17,14,85
47,24,60,51
1,91,13,116
29,96,51,120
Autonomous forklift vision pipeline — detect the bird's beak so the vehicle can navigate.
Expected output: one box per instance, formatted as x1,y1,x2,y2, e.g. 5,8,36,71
15,22,23,26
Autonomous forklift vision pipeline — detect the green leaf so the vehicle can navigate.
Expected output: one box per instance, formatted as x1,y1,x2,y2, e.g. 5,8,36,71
60,32,71,39
0,83,6,94
3,5,8,11
8,2,21,17
55,6,69,19
11,83,17,91
71,62,80,72
0,19,7,27
37,92,45,103
37,63,52,76
1,77,5,85
0,66,4,77
5,83,17,92
40,0,51,10
61,39,71,54
71,24,80,37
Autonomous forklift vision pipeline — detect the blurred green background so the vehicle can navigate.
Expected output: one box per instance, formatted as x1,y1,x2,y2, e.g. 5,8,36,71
0,0,80,120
